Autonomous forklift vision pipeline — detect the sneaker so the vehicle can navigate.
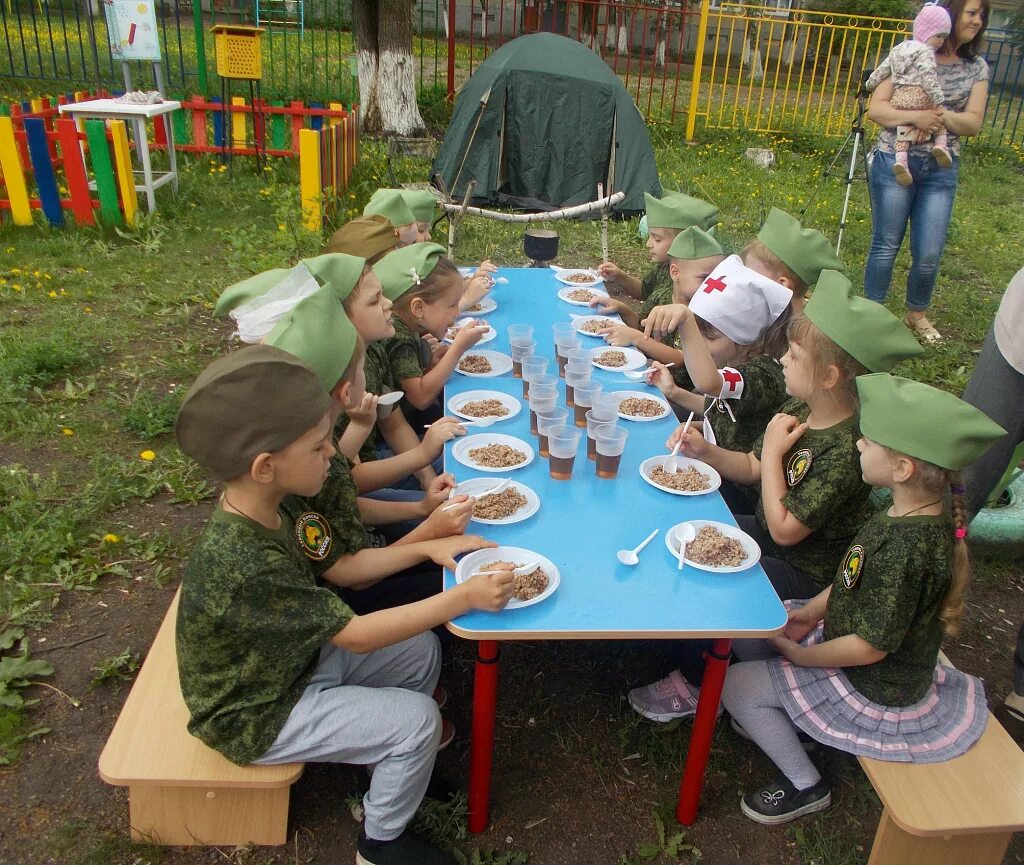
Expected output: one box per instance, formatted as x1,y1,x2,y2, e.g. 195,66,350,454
892,162,913,186
432,685,448,710
932,145,953,168
730,716,818,752
740,776,831,825
356,828,455,865
438,718,455,751
628,670,721,723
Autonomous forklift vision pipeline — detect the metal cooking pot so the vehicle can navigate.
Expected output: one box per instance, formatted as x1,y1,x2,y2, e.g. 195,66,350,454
523,229,559,264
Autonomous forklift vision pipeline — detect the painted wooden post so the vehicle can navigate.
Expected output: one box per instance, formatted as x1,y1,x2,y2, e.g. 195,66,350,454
191,96,208,150
290,100,304,155
24,118,64,227
56,118,95,226
299,127,320,231
231,96,247,148
109,120,138,226
685,0,711,142
0,116,33,225
84,119,124,226
271,101,287,152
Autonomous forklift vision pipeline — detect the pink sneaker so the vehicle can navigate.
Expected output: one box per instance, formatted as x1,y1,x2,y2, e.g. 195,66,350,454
628,670,721,723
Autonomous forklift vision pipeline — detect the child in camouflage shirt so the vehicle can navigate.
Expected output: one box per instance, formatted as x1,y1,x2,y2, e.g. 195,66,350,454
175,344,512,865
720,373,1002,825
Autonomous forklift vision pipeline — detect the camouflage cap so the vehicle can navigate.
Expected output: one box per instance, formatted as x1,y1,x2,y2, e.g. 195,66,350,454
757,208,843,287
364,189,416,228
644,191,720,232
401,189,440,224
373,242,447,302
264,286,359,390
324,215,400,260
804,271,923,372
858,373,1005,470
175,344,331,481
668,225,723,261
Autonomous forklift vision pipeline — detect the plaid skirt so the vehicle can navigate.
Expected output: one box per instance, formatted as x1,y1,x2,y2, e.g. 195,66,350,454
766,607,988,764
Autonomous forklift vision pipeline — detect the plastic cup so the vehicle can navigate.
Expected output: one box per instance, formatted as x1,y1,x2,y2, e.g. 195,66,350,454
521,356,550,398
536,407,569,458
572,381,603,427
564,367,592,408
594,392,624,416
528,389,558,435
548,425,581,480
567,347,592,365
556,336,582,377
552,321,576,345
508,324,534,346
511,340,537,378
595,426,629,478
586,413,617,461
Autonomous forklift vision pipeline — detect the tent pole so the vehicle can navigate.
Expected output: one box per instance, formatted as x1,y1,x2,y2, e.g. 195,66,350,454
450,89,491,201
449,181,478,259
598,182,609,263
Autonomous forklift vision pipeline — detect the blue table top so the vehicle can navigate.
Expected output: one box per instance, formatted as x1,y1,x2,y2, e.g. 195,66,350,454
443,267,787,640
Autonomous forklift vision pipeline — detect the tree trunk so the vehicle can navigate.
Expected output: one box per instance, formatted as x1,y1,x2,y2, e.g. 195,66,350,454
353,0,427,136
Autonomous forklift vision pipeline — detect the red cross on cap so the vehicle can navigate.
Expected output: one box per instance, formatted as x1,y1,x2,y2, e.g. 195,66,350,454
722,369,743,391
703,275,727,294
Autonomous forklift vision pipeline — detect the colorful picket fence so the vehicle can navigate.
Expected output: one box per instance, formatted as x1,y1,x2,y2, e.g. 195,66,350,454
298,106,359,231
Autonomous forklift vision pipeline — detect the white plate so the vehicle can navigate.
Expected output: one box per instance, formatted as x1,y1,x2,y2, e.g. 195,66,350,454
461,296,498,315
573,315,620,338
609,390,671,422
590,346,647,372
451,433,535,472
457,266,475,277
454,350,514,378
447,390,522,423
557,284,609,307
665,520,761,573
639,455,722,496
444,319,496,345
454,478,540,525
455,546,560,609
554,269,604,288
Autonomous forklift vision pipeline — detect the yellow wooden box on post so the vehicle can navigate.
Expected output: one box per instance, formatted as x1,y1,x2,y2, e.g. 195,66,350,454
211,25,265,79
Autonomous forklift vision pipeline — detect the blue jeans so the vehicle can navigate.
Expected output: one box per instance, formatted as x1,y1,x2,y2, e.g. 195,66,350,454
864,149,960,312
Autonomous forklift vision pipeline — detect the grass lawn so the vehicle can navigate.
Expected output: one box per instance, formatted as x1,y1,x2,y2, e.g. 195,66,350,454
1,98,1023,864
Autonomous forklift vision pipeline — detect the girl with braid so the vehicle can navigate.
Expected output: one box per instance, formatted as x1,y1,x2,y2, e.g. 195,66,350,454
719,373,1004,825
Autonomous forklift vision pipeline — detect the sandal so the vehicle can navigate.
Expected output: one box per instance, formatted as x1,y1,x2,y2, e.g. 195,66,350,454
904,314,942,343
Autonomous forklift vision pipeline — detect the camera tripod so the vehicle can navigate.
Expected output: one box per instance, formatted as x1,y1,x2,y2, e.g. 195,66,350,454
800,69,873,256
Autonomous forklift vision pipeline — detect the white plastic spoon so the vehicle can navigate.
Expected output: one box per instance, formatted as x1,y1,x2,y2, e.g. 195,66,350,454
443,478,511,509
424,416,500,429
622,362,675,381
377,390,404,406
664,438,683,475
675,523,697,571
616,529,660,566
475,560,540,577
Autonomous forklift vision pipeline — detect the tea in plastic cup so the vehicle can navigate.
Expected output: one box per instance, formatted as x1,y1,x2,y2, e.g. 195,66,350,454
528,389,558,436
595,426,629,479
511,340,537,379
572,381,603,427
536,407,569,458
555,336,582,377
586,413,617,461
564,367,592,408
521,356,550,398
567,346,592,366
548,425,582,480
594,392,625,416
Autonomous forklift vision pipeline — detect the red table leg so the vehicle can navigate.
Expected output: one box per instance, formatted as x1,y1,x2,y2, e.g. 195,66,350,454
676,637,732,825
468,640,500,833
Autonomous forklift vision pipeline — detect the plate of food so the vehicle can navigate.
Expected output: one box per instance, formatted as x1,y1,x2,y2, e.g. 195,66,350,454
462,296,497,315
591,346,647,372
455,351,513,377
665,520,761,573
554,269,603,288
573,315,619,338
608,391,671,422
447,390,522,422
640,455,721,496
454,478,540,525
455,546,560,609
445,319,496,345
557,284,609,307
451,433,534,472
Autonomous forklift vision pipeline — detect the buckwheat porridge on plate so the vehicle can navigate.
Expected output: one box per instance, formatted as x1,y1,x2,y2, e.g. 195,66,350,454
686,526,748,568
619,397,665,417
594,350,627,367
472,487,528,520
648,465,710,492
474,561,549,601
458,355,493,374
459,399,509,417
468,444,527,468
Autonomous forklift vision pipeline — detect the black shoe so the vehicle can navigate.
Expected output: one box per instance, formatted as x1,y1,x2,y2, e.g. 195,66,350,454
994,702,1024,748
356,828,455,865
730,715,818,752
740,776,831,825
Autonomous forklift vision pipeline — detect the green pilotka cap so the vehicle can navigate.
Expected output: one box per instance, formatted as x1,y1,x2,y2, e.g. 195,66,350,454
401,189,440,224
264,286,359,391
214,253,366,315
857,373,1006,470
644,191,720,232
667,226,723,261
175,344,331,481
804,271,924,372
324,215,400,260
364,189,416,228
757,208,843,286
373,242,447,302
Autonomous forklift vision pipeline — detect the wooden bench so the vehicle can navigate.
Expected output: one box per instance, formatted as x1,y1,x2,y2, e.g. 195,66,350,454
858,655,1024,865
99,590,304,846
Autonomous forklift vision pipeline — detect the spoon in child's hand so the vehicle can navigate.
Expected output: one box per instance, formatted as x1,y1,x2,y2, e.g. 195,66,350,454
377,390,404,406
424,417,499,429
475,560,540,577
675,523,697,571
616,529,660,566
622,362,675,381
444,478,511,508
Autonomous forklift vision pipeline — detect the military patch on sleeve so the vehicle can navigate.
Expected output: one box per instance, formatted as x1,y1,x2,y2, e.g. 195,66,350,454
841,544,865,589
786,448,812,487
295,512,333,561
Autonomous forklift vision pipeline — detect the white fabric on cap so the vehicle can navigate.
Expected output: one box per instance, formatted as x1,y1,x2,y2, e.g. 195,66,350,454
230,263,322,344
688,254,792,346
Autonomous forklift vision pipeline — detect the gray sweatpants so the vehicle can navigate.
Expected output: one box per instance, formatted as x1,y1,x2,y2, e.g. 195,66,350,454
254,632,442,842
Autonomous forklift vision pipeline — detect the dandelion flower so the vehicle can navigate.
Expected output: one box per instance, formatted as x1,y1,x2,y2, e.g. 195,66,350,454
140,449,156,461
102,533,121,543
62,427,74,436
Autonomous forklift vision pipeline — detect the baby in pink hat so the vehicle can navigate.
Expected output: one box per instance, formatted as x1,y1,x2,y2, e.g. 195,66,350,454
866,4,952,186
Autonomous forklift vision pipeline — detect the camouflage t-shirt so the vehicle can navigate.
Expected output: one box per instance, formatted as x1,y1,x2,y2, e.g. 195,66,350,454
385,316,426,386
825,511,951,706
638,261,674,323
707,356,786,454
333,341,396,464
753,398,870,591
176,506,353,765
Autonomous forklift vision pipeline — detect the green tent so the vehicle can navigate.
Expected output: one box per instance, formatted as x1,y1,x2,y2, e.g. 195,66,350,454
431,33,662,214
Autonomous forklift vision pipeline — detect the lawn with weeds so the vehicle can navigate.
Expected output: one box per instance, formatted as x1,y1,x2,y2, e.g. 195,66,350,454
1,88,1023,865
